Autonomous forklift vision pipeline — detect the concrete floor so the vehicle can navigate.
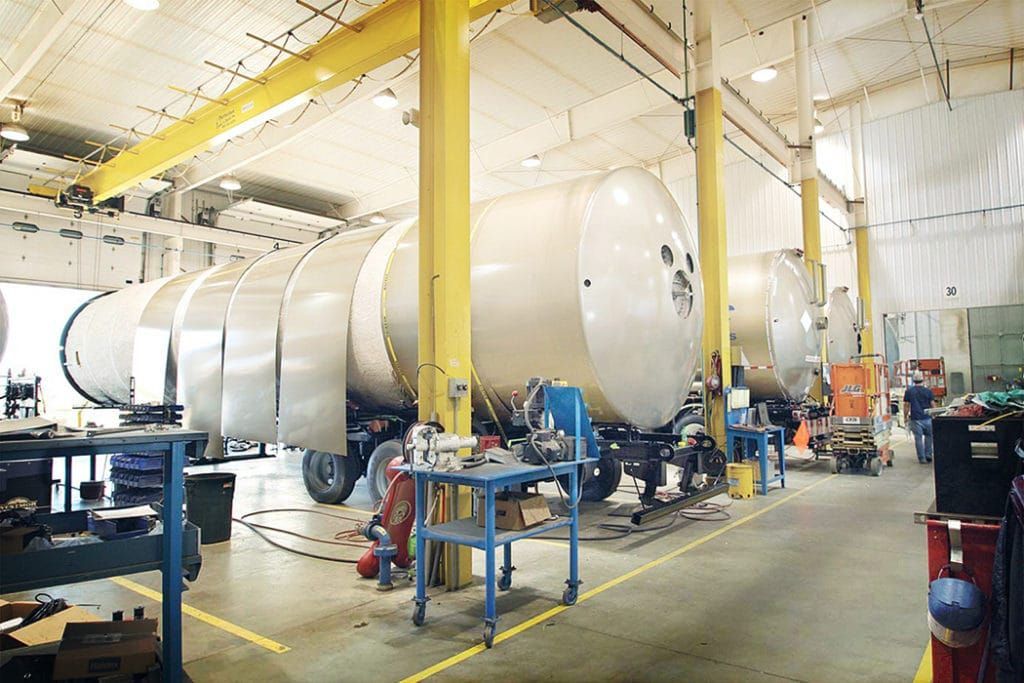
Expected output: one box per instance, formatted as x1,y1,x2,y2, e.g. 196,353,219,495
8,429,935,682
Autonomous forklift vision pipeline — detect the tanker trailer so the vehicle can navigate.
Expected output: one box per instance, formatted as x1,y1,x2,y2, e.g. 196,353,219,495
60,168,708,506
728,249,828,443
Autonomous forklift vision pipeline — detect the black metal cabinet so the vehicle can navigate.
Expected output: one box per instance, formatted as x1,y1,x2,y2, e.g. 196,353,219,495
934,414,1024,516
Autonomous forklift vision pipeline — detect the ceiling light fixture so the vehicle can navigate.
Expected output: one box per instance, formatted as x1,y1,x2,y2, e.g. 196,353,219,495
751,66,778,83
219,174,241,192
372,88,399,110
369,212,387,225
813,93,829,102
123,0,160,10
521,154,542,168
0,123,29,142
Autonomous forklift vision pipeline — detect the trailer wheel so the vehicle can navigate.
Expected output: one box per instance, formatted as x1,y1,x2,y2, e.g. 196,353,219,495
673,413,705,440
366,440,403,506
581,457,622,502
829,456,840,474
302,450,360,504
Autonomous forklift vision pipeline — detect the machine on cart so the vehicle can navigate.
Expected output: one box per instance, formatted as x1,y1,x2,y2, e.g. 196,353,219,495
829,355,893,475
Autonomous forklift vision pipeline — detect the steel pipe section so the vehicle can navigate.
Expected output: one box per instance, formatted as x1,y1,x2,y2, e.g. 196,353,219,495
60,168,704,453
729,249,825,401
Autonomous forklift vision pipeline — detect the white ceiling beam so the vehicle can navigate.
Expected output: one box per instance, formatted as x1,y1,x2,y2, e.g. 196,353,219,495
716,0,977,80
0,190,296,252
337,73,675,219
0,0,93,102
597,0,860,212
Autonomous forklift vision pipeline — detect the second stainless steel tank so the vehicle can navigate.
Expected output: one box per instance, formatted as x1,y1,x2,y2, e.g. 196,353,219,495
728,249,825,402
826,286,860,364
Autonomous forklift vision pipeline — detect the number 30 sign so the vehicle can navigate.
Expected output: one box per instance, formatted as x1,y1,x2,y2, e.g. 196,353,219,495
944,285,959,298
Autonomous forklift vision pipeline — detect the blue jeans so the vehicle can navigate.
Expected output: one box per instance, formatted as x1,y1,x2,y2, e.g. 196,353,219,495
909,418,934,462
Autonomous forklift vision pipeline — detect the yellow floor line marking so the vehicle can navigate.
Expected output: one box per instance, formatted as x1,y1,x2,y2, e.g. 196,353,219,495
108,577,290,654
402,476,838,682
520,538,567,549
912,642,932,682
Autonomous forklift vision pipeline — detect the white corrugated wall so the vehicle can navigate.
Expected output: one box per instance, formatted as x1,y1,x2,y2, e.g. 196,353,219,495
862,89,1024,351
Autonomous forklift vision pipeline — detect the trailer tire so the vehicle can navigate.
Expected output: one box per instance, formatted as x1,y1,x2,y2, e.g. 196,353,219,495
366,440,403,506
581,457,622,502
673,413,705,439
302,449,360,504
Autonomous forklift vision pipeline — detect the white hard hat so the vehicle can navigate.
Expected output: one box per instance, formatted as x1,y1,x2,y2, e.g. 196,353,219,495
913,370,925,383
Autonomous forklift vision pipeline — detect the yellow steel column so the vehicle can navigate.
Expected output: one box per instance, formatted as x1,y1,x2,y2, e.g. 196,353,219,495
793,14,824,400
419,0,473,590
693,0,730,445
851,101,874,357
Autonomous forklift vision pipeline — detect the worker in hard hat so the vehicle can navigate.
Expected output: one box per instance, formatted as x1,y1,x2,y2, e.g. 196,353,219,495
903,370,935,463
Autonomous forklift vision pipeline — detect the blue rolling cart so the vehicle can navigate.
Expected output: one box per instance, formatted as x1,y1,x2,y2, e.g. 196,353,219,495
409,386,598,647
0,429,207,683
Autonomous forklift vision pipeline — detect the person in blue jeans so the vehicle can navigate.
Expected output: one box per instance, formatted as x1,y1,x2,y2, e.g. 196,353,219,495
903,370,935,463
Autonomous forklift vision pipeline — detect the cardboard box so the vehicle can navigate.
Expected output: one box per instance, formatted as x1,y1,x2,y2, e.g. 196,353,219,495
476,491,551,531
0,600,100,651
52,619,158,681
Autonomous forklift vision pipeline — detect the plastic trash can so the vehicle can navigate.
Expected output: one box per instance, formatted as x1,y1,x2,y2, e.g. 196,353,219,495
184,472,236,544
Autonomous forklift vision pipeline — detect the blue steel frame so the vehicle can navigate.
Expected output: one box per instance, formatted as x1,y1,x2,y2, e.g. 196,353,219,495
410,388,595,646
0,430,207,683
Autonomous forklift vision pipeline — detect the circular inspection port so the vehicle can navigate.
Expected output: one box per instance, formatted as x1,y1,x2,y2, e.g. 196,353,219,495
583,278,592,288
672,270,694,318
685,253,695,274
660,244,674,267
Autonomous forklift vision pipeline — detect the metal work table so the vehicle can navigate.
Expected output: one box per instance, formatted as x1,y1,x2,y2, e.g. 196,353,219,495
726,425,787,495
0,429,208,683
408,458,595,648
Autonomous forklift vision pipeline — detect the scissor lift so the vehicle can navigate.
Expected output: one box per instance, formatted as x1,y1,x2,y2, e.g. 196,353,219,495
829,355,893,476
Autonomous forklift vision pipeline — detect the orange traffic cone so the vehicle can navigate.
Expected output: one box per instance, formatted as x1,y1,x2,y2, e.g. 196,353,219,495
793,419,810,452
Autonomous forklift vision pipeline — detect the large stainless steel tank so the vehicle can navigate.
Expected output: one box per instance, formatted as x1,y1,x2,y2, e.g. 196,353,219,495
826,286,860,364
61,168,703,454
728,249,825,402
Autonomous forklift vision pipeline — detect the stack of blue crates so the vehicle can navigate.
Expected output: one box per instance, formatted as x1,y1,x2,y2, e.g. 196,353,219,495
110,452,165,505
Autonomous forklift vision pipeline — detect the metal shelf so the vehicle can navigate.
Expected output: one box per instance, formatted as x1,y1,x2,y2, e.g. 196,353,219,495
420,516,571,550
0,510,202,595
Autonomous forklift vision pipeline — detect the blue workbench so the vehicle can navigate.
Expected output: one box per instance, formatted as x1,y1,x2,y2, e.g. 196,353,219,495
0,429,207,683
725,426,787,495
408,458,595,647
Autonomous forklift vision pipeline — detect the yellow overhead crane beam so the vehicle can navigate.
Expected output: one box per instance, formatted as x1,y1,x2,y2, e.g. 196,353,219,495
77,0,513,202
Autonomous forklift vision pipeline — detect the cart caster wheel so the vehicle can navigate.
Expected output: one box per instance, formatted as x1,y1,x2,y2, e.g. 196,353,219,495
483,623,496,648
829,456,839,474
870,458,883,477
497,572,512,592
412,603,426,627
562,585,578,606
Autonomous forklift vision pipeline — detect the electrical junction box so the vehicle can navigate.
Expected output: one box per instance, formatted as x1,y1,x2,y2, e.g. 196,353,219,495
447,377,469,398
